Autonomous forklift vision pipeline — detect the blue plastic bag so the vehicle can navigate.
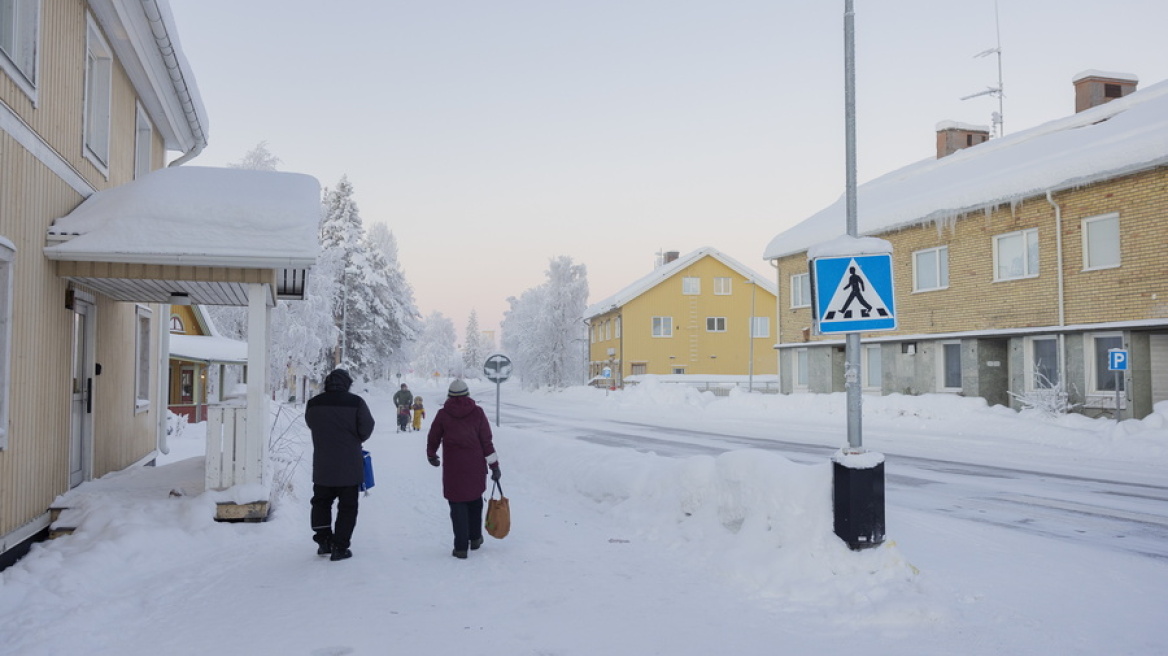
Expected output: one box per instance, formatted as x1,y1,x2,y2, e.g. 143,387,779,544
360,449,375,492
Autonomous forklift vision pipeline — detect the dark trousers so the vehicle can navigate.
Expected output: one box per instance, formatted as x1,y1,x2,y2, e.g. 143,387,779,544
311,484,360,549
448,497,484,552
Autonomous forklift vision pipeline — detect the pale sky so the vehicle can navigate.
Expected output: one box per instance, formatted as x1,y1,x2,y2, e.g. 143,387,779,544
167,0,1168,338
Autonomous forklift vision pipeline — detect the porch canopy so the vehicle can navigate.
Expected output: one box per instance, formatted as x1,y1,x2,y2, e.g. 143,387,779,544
44,166,320,305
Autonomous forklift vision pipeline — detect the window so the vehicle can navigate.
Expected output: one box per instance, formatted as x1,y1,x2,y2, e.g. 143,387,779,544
84,16,113,171
1104,83,1122,98
631,363,647,376
615,316,621,339
993,229,1039,280
1026,336,1060,389
862,344,882,390
0,239,13,449
1089,333,1126,394
652,316,672,338
134,104,154,179
135,306,152,411
794,348,809,390
672,367,686,375
714,277,732,295
706,317,726,332
939,341,962,391
604,320,611,341
791,273,811,308
1082,213,1120,270
750,316,770,339
682,277,700,295
0,0,39,96
169,315,185,333
913,246,949,292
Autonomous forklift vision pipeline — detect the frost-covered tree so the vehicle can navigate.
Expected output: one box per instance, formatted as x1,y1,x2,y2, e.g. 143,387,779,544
229,140,281,171
501,256,589,389
462,309,485,378
412,312,458,380
366,222,422,376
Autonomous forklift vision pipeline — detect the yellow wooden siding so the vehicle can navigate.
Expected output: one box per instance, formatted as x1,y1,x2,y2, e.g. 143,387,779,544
91,298,159,475
773,166,1168,346
593,255,777,378
169,305,201,335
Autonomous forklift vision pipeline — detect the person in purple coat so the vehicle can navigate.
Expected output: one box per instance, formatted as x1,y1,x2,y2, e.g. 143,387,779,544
426,379,501,559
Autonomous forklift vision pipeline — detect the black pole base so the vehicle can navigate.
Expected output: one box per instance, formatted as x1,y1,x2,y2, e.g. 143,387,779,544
832,456,886,551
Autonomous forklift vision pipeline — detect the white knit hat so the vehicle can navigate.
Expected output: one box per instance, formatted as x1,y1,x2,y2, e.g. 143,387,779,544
448,379,469,397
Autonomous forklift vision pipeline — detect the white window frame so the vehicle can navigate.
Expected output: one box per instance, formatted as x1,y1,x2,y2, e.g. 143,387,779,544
793,348,809,391
84,15,113,174
862,343,882,391
1087,332,1126,397
750,316,770,339
993,228,1039,281
604,320,610,341
671,366,686,375
615,316,621,339
0,239,14,449
652,316,672,338
134,103,154,179
790,273,811,308
938,340,963,392
713,277,732,295
0,0,40,101
1082,213,1120,271
706,317,726,333
135,305,152,412
913,246,949,292
682,277,700,295
1024,336,1061,391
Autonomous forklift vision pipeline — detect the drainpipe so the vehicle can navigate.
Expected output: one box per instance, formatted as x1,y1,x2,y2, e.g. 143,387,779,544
141,0,208,166
1045,190,1067,383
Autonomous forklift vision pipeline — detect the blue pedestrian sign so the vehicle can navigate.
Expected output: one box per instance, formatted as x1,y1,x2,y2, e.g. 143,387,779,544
1108,349,1128,371
812,254,896,334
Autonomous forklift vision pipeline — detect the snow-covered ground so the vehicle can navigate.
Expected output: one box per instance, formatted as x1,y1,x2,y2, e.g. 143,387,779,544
2,377,1166,655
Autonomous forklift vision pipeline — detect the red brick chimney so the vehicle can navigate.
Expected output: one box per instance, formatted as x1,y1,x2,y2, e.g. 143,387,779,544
1073,70,1138,113
935,121,990,159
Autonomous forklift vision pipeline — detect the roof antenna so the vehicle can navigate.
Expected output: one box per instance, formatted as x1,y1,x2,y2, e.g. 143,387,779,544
961,0,1005,137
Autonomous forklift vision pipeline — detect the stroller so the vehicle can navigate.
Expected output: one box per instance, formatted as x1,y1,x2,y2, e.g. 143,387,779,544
396,405,410,432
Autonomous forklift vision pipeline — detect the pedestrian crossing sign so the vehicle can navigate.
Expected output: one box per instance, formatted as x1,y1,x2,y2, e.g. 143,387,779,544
812,254,896,334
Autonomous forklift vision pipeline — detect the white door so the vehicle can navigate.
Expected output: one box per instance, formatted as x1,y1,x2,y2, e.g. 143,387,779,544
69,297,95,488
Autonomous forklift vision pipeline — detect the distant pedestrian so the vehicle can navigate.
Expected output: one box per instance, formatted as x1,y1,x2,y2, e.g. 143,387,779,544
393,383,413,412
426,379,501,559
411,396,426,431
305,369,375,561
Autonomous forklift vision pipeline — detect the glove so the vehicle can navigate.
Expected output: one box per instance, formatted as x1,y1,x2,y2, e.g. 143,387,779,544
428,456,440,467
490,465,501,482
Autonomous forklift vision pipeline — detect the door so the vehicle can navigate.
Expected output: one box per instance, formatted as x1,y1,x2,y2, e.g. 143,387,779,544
69,296,95,488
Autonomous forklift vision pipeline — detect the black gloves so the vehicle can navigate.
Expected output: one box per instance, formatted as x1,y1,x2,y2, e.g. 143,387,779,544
491,466,501,482
428,456,440,467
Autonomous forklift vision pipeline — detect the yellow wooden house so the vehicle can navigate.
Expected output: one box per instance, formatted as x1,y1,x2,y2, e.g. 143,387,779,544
168,305,246,423
585,247,778,388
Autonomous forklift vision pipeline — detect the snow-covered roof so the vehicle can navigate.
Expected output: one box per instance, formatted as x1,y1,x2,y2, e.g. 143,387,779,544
584,246,779,319
45,167,321,268
764,78,1168,260
169,333,247,365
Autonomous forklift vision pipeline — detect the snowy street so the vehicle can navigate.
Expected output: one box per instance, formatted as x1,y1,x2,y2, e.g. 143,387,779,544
2,379,1167,655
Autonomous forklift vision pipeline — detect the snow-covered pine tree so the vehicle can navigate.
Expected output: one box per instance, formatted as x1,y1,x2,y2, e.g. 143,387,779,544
462,309,485,378
228,140,281,171
412,311,458,381
367,223,423,377
501,256,588,389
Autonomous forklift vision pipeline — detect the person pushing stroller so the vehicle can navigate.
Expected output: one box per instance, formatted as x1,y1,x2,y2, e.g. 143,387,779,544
393,383,413,433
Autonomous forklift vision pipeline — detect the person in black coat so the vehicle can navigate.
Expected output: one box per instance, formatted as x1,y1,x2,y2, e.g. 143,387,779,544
306,369,375,561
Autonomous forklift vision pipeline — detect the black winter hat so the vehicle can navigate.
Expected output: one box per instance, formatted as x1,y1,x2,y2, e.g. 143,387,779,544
325,369,353,391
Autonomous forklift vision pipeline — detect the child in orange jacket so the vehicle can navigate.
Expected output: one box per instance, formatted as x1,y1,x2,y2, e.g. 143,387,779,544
411,396,426,432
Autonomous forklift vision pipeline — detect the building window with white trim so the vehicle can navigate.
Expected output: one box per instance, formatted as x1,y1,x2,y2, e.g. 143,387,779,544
615,316,621,339
1082,213,1120,271
862,344,882,391
1026,336,1060,389
84,16,113,171
750,316,769,339
682,277,700,295
793,348,809,391
791,273,811,308
0,0,39,98
135,306,152,411
713,277,732,295
913,246,949,292
672,367,686,375
706,317,726,332
993,228,1039,281
652,316,672,338
939,341,962,391
134,104,154,179
0,239,14,448
1089,333,1125,395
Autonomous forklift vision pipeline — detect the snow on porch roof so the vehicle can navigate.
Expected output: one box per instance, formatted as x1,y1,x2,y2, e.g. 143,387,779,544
169,333,248,365
763,77,1168,261
45,166,321,268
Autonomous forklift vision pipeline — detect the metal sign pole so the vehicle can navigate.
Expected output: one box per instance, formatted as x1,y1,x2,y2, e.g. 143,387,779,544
843,0,862,450
496,378,501,427
1115,371,1121,422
